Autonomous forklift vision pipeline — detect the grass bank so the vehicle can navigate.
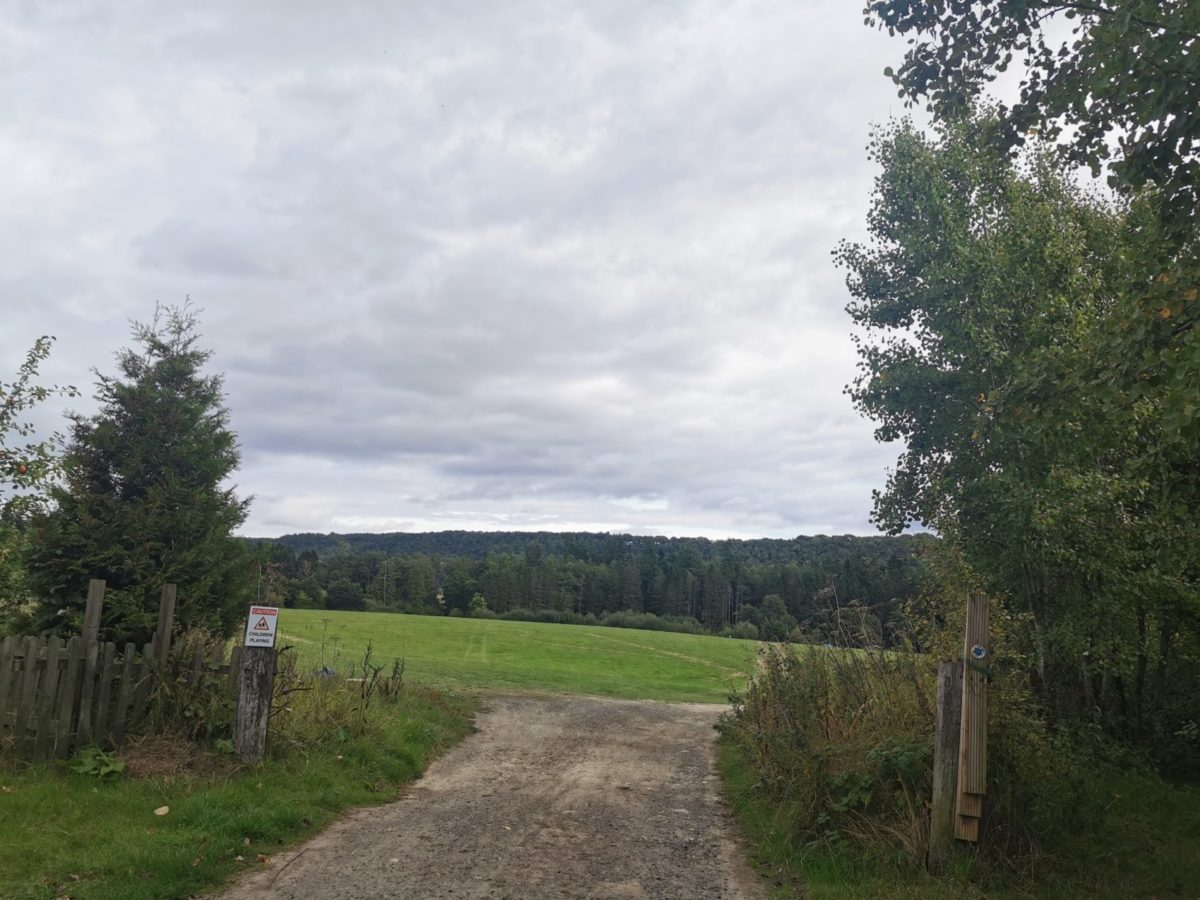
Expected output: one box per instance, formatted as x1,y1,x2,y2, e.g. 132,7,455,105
0,685,474,900
720,737,1200,899
718,644,1200,899
281,609,757,703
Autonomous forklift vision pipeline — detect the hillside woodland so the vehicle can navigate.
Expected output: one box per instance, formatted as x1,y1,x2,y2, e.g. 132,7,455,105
250,531,931,645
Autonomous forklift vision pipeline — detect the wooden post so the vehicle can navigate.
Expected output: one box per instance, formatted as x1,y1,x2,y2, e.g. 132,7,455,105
929,659,963,870
235,605,280,764
153,584,177,665
235,646,275,763
81,579,105,660
956,593,989,842
76,579,105,745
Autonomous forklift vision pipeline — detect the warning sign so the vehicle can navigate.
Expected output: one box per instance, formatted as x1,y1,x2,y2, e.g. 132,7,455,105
244,605,279,648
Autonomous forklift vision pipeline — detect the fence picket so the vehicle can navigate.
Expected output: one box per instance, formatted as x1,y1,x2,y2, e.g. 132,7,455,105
55,636,82,759
112,643,137,746
34,637,64,760
93,642,117,746
14,637,39,754
0,635,16,738
77,649,98,747
189,641,205,690
130,641,154,729
228,646,243,697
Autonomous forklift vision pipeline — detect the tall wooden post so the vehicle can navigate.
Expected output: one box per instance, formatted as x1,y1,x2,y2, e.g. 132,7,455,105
235,605,279,764
152,584,177,665
955,593,989,842
929,659,963,870
76,579,105,745
81,579,105,662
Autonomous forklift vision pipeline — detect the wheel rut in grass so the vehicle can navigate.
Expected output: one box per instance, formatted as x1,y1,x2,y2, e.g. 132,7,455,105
220,695,766,899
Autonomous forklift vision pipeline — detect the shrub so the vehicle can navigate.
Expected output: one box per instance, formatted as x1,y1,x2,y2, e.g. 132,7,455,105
599,611,707,635
141,630,237,744
720,622,759,641
497,608,598,626
720,645,935,865
720,625,1127,875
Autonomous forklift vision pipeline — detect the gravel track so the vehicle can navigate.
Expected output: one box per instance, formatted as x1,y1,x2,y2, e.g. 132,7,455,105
219,695,766,900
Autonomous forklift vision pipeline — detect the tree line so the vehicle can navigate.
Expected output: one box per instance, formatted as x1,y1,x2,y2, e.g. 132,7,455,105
249,531,931,643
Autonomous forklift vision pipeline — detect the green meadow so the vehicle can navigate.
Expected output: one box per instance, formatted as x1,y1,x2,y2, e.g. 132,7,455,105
280,609,759,704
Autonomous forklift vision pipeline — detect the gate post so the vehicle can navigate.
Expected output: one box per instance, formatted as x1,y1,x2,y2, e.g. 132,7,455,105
234,605,279,764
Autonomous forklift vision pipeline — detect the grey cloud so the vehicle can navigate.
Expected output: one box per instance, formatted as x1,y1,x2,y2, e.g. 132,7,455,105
3,0,911,539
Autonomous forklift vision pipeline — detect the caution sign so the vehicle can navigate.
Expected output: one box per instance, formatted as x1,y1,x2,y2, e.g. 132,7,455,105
243,605,279,648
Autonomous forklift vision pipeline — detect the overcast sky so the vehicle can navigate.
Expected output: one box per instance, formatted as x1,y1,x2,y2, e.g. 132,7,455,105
2,0,924,540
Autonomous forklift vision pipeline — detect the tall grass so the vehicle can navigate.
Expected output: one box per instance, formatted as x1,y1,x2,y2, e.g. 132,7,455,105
720,645,936,868
718,614,1200,897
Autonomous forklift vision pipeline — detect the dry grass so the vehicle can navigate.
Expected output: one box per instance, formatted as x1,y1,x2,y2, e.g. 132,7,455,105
118,734,230,780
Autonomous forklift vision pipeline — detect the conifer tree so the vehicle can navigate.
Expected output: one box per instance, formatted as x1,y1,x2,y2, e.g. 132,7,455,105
28,304,252,643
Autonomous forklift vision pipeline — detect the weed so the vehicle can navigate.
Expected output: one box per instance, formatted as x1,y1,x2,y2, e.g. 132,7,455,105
68,746,124,780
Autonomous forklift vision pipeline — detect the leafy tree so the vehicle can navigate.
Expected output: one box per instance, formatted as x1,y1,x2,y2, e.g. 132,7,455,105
866,0,1200,456
836,116,1199,733
441,560,477,615
325,577,365,611
866,0,1200,227
27,306,252,643
759,595,797,642
0,337,78,623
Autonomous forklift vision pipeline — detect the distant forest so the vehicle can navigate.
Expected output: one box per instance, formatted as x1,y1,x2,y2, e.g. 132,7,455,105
249,531,934,645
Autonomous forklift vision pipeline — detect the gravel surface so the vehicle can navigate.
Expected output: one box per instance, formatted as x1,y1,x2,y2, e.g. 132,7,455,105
219,695,766,899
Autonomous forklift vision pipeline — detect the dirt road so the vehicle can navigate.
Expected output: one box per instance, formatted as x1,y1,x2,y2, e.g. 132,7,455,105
220,695,766,899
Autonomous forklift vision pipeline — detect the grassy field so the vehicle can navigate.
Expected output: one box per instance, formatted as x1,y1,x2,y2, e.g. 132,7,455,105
280,609,758,704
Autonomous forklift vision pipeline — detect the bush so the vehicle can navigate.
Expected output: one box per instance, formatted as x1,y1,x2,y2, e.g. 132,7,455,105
719,633,1133,877
497,608,598,626
488,607,707,635
719,645,935,865
720,622,760,641
141,630,237,744
599,611,707,635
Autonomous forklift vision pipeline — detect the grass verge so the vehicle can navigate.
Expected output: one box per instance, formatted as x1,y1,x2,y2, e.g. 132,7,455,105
0,685,475,900
718,713,1200,899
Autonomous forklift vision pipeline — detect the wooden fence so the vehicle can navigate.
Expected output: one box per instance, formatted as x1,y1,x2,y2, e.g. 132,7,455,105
0,579,243,762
